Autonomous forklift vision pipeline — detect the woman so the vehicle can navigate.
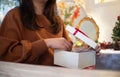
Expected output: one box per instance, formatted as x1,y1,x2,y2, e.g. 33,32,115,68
0,0,73,65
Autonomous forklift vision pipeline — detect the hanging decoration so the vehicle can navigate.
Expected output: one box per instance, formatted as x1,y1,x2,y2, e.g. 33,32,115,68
57,0,82,26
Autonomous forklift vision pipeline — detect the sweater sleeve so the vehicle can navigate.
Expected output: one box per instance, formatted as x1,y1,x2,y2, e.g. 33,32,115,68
0,8,48,63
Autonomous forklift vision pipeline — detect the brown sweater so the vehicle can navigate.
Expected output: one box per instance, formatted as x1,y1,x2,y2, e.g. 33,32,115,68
0,7,71,66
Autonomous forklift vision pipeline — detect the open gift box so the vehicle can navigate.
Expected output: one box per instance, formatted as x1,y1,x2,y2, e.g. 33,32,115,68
54,26,98,69
54,49,96,69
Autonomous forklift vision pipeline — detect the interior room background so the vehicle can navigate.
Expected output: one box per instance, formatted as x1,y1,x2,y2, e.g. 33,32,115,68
0,0,120,43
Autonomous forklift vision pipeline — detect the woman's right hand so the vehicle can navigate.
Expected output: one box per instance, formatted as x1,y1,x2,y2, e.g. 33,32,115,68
44,38,73,51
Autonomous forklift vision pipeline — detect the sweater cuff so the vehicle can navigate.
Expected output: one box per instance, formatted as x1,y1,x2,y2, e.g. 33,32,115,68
31,40,48,56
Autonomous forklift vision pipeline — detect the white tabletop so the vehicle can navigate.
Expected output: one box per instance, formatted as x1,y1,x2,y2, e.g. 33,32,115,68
100,49,120,54
0,61,120,77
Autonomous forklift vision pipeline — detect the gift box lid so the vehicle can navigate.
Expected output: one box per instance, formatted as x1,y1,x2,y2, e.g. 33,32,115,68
66,25,97,49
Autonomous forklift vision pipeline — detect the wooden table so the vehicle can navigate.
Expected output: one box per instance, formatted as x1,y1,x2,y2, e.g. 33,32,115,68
0,61,120,77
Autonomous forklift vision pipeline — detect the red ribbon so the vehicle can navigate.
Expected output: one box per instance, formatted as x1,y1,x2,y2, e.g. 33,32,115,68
73,28,89,37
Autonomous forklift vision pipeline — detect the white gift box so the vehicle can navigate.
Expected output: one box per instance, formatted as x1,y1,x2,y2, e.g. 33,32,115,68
54,26,97,69
66,25,97,49
54,50,96,69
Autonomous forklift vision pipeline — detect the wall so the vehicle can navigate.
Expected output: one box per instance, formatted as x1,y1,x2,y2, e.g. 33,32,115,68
0,0,120,43
83,0,120,42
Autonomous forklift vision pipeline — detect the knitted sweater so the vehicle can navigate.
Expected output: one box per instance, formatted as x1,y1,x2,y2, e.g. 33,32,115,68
0,7,71,66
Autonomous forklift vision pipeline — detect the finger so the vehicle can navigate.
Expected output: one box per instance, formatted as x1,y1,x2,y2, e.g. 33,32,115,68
96,52,101,56
56,44,68,51
69,41,73,45
96,47,101,53
64,40,72,50
60,41,70,50
63,43,72,51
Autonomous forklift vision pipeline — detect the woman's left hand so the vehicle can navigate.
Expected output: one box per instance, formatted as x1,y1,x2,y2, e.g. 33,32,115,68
94,45,101,53
94,45,101,56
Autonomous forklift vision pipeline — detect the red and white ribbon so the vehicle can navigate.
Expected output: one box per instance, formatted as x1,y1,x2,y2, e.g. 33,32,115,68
73,28,89,38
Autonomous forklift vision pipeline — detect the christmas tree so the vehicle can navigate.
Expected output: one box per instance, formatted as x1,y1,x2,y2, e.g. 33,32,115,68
112,15,120,41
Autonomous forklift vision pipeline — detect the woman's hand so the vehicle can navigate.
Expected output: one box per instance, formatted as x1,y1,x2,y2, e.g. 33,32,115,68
44,38,73,51
94,45,101,56
94,45,101,53
86,45,101,56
